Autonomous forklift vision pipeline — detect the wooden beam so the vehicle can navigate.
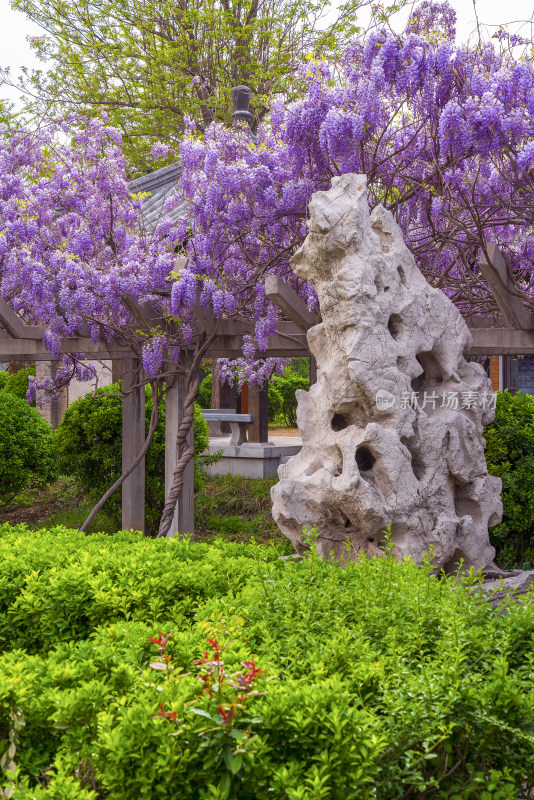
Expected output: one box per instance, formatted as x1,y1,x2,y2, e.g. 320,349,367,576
265,275,318,332
204,320,310,358
0,337,309,360
0,299,46,339
0,298,309,362
466,328,534,355
121,297,161,331
466,314,505,329
478,244,534,330
0,336,131,360
194,287,217,335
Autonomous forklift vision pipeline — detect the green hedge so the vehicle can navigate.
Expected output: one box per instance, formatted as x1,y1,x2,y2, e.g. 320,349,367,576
271,373,308,427
197,372,213,409
485,390,534,566
1,525,534,798
2,367,36,403
0,394,56,507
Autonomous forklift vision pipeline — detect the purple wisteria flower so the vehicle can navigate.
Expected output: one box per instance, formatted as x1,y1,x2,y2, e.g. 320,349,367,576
151,142,170,160
142,335,167,379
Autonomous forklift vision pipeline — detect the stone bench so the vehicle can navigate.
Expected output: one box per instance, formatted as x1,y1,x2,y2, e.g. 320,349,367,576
201,409,254,446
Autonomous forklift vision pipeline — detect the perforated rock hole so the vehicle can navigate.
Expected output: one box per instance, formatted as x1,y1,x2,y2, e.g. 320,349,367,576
374,276,391,294
411,373,425,393
331,413,349,432
401,436,425,480
356,446,375,472
411,351,443,393
387,314,402,340
416,351,443,382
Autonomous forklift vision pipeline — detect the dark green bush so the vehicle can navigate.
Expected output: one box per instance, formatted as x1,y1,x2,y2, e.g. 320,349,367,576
0,394,56,507
1,524,534,799
271,372,309,427
197,371,213,408
267,381,282,422
2,366,36,403
484,390,534,566
55,384,211,535
0,370,8,391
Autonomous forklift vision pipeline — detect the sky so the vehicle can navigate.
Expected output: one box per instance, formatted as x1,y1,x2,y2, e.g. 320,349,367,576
0,0,533,108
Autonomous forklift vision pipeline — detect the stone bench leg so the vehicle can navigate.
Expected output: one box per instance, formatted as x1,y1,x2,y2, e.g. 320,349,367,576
206,419,222,436
230,421,248,446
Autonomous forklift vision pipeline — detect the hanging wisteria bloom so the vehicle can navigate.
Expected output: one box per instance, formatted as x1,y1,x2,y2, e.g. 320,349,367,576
151,142,170,161
142,335,168,379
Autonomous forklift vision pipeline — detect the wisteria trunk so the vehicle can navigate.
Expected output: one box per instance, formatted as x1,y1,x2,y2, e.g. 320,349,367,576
157,370,202,538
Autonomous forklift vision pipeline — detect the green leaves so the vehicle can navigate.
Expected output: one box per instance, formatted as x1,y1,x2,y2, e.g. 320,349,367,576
55,383,211,534
484,390,534,566
0,392,56,507
270,371,309,428
1,526,534,797
13,0,368,171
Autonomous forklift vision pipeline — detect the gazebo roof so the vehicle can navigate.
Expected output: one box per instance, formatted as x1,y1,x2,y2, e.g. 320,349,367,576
129,162,188,232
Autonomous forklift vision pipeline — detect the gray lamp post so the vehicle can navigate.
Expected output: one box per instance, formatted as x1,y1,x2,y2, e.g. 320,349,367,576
231,85,253,129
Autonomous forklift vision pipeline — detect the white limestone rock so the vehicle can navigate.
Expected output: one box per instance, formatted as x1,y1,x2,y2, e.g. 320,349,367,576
271,174,502,572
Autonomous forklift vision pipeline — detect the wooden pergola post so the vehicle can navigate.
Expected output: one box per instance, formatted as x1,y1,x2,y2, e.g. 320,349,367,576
248,383,269,442
165,372,195,538
121,356,146,533
35,360,64,428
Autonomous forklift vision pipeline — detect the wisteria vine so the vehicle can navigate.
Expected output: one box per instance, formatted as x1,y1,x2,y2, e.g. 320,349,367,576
178,0,534,355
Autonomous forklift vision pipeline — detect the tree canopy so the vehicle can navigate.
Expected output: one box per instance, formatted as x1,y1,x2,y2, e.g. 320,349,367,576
7,0,384,172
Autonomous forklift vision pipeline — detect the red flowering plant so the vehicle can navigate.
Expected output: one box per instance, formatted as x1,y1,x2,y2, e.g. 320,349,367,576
147,632,175,676
148,634,265,727
191,637,265,730
148,634,266,784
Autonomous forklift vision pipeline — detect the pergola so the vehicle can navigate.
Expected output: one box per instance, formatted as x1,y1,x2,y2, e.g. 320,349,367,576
0,277,309,537
0,239,529,537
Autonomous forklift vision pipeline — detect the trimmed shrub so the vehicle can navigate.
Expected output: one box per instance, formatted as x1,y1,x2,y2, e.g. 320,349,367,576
2,365,36,403
1,525,534,798
197,371,212,408
0,394,56,506
0,370,8,391
267,381,282,422
271,372,309,427
55,384,211,535
484,390,534,566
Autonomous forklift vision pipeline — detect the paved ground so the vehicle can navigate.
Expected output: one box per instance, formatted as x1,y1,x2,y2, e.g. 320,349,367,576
208,432,302,448
267,428,301,438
